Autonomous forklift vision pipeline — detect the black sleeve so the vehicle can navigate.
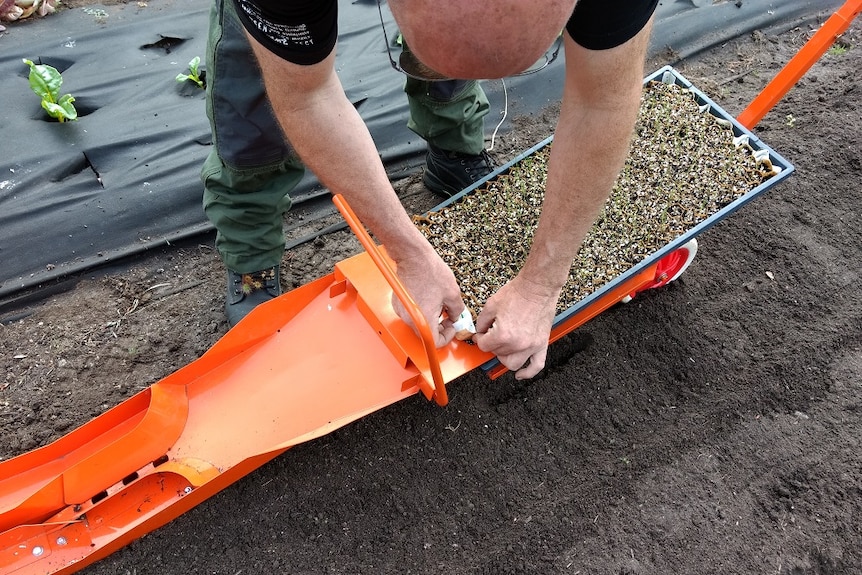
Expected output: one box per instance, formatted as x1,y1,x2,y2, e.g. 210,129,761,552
232,0,338,65
566,0,659,50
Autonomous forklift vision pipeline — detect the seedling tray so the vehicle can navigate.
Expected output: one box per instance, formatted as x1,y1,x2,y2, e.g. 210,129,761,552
418,66,794,371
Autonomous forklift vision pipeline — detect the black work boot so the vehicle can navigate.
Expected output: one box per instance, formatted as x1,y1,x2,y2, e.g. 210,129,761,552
423,144,495,198
225,266,281,327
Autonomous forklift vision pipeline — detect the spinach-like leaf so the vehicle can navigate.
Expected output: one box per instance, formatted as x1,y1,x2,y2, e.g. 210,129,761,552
23,58,78,122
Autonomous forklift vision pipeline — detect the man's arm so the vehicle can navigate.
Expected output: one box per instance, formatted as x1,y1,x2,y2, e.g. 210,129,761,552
472,18,654,378
247,39,466,345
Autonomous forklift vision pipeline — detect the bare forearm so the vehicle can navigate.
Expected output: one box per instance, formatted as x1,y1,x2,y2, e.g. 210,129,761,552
521,26,652,293
248,39,433,263
523,76,641,289
246,37,465,346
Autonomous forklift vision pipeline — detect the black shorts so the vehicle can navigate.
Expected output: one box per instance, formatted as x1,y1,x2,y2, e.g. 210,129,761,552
233,0,659,65
568,0,659,50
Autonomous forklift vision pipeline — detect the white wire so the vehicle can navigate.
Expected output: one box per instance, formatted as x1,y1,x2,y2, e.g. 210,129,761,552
488,77,508,152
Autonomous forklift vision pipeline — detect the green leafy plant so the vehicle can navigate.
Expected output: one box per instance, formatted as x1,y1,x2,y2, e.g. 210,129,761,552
22,58,77,122
175,56,205,89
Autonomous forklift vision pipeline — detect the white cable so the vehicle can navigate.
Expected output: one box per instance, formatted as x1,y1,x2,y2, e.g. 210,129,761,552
488,77,508,152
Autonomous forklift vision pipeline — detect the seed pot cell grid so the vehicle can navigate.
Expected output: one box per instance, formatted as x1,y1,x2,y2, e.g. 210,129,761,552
420,66,794,373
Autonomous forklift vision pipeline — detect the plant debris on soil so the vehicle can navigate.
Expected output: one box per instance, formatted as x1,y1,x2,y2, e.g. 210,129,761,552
414,80,779,314
1,13,861,575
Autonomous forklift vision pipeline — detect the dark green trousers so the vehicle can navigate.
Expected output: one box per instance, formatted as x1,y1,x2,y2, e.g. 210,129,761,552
201,0,489,272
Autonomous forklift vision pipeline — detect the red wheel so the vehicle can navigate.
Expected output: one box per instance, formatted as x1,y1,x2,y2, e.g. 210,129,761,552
621,238,699,303
653,238,699,288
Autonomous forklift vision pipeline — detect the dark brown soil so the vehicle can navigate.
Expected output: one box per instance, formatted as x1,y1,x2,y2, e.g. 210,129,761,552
2,16,861,575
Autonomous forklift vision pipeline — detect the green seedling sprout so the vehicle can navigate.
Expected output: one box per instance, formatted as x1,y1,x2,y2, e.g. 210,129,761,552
176,56,205,88
22,58,78,122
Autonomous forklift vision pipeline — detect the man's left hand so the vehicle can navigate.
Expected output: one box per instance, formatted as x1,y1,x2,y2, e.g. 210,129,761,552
471,275,561,380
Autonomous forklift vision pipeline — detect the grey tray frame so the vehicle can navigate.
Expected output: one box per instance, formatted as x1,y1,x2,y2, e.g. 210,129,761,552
426,66,795,374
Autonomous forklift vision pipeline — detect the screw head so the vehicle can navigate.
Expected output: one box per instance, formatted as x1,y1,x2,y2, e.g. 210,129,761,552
32,546,44,556
56,537,67,546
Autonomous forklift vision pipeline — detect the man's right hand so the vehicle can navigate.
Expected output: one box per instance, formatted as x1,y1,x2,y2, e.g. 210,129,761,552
391,249,466,349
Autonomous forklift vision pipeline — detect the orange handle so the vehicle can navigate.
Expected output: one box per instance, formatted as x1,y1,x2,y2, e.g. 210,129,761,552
737,0,862,129
331,194,448,406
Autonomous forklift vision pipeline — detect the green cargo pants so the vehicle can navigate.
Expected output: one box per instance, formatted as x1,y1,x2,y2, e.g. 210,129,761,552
201,0,489,273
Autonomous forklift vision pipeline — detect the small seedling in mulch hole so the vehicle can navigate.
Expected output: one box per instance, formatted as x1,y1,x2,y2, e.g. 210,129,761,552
22,58,77,122
827,38,850,57
176,56,205,89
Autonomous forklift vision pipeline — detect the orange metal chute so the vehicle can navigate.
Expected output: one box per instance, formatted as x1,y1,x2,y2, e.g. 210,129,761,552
0,194,495,574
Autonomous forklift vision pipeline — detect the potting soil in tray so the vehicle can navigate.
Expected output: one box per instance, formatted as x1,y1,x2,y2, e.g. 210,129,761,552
413,67,793,316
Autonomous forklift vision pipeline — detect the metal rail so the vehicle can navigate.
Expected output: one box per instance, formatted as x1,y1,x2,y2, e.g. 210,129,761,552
738,0,862,129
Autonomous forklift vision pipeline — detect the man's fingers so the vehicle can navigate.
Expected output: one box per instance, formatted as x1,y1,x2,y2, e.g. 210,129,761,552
473,320,517,356
474,305,497,333
496,349,533,374
437,323,456,347
471,327,498,354
514,349,547,380
474,328,547,380
443,296,467,322
390,294,457,348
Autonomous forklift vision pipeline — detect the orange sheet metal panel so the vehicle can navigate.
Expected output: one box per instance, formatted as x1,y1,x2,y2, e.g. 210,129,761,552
0,253,494,575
